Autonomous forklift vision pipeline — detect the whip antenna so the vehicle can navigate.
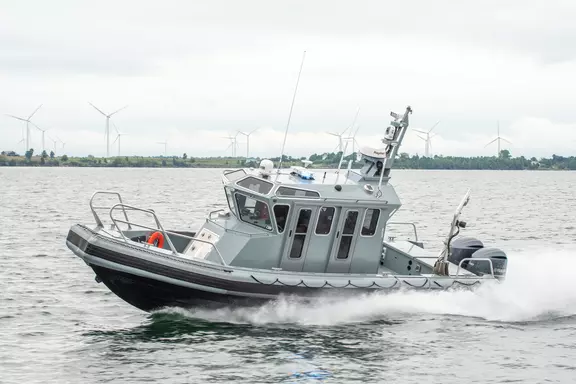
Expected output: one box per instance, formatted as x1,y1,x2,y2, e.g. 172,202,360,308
276,50,306,179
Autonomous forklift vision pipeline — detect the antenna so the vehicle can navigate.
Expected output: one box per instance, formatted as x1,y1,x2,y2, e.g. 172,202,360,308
276,50,306,179
334,135,351,185
89,102,128,158
334,108,362,183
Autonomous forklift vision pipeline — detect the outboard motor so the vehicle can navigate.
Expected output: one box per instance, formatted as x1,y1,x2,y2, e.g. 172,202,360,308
466,247,508,281
448,236,484,266
448,236,508,281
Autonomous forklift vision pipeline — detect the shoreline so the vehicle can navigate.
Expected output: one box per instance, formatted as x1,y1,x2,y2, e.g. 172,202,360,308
2,153,575,171
1,163,572,171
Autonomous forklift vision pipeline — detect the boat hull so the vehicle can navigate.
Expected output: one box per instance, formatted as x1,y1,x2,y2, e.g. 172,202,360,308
90,264,268,311
67,224,489,313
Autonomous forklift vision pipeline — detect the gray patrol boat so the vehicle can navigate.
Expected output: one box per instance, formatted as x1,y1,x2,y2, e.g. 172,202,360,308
66,106,508,312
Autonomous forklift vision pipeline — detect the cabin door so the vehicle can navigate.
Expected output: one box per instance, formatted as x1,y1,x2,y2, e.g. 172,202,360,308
280,205,317,272
301,206,340,273
325,209,361,273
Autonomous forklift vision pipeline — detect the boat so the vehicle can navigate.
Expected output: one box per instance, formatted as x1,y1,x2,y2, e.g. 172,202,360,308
65,106,508,312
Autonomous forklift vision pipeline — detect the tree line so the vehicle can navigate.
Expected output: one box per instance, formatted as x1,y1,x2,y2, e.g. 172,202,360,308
2,148,576,170
306,149,576,170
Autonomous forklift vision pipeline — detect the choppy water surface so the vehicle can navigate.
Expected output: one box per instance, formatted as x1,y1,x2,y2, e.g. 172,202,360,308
1,168,576,383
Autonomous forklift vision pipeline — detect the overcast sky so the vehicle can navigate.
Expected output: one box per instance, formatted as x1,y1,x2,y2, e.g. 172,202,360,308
1,0,576,158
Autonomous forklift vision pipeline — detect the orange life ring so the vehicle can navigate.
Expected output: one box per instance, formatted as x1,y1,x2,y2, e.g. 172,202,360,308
147,231,165,248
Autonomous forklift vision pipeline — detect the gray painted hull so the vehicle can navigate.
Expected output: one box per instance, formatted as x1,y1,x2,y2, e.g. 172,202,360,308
66,225,491,312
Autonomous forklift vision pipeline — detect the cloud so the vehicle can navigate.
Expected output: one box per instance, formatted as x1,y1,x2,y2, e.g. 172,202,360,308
1,0,576,157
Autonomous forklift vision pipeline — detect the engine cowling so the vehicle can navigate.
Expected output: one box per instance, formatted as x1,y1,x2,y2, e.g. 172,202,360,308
448,236,508,280
447,236,484,266
466,247,508,280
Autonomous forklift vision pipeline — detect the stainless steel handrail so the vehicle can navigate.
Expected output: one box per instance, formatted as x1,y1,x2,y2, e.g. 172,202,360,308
112,217,228,266
387,222,419,241
108,203,227,266
109,203,178,254
455,257,494,278
89,191,131,229
208,209,226,220
205,217,273,238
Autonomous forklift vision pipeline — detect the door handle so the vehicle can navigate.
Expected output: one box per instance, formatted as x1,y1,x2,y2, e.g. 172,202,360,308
336,231,340,238
289,230,293,237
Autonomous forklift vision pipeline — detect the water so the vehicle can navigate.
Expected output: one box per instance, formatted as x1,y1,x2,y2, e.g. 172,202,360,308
1,168,576,383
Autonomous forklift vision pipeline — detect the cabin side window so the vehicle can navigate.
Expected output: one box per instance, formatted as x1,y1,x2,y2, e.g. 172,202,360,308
361,209,380,236
225,188,237,216
273,205,290,233
237,176,274,195
277,187,320,198
315,207,335,235
289,209,312,258
337,211,359,259
234,193,272,231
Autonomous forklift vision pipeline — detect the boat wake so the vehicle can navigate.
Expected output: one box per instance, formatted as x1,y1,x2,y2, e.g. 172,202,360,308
155,247,576,326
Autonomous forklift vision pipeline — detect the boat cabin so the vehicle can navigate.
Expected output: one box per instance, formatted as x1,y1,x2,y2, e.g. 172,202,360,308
185,107,414,274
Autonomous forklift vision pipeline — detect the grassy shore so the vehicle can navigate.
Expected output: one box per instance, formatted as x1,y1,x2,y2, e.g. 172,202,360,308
2,152,575,170
0,155,306,168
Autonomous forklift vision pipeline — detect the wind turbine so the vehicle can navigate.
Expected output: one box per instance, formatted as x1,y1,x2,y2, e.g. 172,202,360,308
327,107,360,153
157,140,168,156
48,135,58,155
223,134,238,157
88,102,128,158
484,121,511,157
32,123,49,153
327,127,349,153
413,120,440,157
112,122,128,156
344,125,361,154
55,135,66,151
237,128,258,158
5,104,43,152
16,127,25,151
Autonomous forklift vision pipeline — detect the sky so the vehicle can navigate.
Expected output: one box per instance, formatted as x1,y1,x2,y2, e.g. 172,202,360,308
1,0,576,159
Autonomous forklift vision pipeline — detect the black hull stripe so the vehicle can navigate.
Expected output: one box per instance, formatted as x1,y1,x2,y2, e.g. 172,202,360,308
91,265,269,312
67,227,320,296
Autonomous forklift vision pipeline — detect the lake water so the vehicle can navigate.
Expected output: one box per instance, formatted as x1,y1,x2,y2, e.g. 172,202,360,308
1,168,576,383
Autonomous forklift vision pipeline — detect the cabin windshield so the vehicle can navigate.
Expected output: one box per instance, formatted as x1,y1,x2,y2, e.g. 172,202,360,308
234,192,273,231
223,169,247,182
237,176,274,195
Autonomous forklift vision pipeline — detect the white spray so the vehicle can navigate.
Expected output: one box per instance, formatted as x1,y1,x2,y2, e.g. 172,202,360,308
158,247,576,325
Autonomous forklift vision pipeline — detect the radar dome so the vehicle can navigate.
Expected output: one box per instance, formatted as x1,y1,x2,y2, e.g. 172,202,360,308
259,159,274,177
